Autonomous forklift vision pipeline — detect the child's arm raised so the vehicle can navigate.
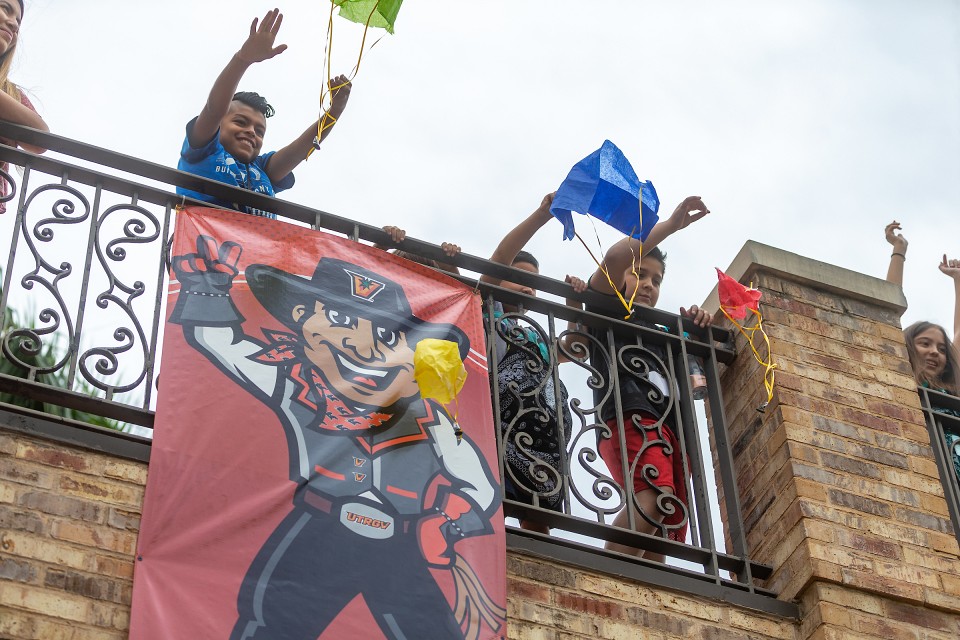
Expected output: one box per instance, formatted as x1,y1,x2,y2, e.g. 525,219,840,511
266,75,351,184
480,192,556,286
940,255,960,345
190,9,287,148
588,196,709,294
884,220,908,286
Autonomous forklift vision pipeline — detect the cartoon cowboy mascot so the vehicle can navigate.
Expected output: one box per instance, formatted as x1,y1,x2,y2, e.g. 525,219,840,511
170,236,501,640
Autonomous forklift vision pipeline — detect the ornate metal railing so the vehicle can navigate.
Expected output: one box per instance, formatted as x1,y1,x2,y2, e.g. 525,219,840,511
917,386,960,542
0,123,794,616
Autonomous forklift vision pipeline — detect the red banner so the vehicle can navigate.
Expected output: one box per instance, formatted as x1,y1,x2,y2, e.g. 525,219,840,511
131,207,505,640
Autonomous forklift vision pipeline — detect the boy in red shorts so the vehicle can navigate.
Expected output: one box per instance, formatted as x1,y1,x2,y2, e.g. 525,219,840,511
571,196,712,560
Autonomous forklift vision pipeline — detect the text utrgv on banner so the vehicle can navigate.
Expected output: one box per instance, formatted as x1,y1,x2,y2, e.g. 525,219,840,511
130,207,506,640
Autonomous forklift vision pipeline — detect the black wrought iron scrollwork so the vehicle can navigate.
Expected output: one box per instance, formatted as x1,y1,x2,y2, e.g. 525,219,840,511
611,342,689,539
1,185,91,378
78,203,162,396
491,310,571,513
619,343,671,414
0,165,16,207
557,326,625,519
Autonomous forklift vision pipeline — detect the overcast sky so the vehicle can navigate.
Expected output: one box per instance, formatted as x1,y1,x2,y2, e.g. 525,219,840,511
10,0,960,331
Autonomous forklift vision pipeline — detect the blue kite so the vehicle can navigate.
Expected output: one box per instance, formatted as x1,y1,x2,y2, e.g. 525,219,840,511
550,140,660,241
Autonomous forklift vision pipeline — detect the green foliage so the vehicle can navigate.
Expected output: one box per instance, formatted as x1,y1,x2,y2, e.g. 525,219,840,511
0,303,124,431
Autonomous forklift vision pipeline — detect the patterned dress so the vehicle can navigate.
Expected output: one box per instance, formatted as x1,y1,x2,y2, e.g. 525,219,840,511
489,303,572,512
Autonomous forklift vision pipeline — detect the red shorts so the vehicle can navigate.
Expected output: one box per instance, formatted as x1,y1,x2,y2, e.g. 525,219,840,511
600,412,689,542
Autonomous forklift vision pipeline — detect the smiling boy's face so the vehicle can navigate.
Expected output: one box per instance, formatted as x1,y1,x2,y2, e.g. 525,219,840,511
623,255,664,309
293,301,419,410
219,101,266,163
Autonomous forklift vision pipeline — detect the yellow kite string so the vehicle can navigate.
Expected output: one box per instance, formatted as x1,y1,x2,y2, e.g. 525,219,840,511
572,192,648,319
307,1,386,160
575,231,638,319
719,301,776,410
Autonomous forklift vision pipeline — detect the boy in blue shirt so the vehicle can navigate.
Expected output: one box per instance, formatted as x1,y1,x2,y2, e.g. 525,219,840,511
178,8,351,219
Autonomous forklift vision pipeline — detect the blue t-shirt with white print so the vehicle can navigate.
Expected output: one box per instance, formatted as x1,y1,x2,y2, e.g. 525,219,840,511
177,117,295,220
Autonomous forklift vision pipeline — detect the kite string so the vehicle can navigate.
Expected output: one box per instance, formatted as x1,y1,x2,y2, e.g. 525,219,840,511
308,0,386,159
575,232,635,319
575,195,648,319
590,216,642,315
719,304,776,408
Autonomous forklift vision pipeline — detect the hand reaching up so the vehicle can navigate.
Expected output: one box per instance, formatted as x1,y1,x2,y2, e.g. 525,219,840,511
885,220,908,255
238,9,288,64
329,75,352,118
940,255,960,282
665,196,710,233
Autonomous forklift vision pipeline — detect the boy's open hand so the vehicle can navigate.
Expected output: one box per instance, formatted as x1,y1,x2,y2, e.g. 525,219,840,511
329,75,352,118
680,304,713,328
939,255,960,281
884,220,908,254
238,9,288,64
664,196,710,233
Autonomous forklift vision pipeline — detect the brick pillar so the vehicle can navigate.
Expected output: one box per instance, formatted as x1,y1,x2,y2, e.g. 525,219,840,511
705,241,960,639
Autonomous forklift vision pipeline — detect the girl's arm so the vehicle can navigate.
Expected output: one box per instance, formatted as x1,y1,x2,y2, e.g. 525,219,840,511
0,91,48,153
939,255,960,345
884,220,908,286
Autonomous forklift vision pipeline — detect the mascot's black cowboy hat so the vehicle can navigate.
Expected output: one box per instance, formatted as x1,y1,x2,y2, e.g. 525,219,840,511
246,259,469,359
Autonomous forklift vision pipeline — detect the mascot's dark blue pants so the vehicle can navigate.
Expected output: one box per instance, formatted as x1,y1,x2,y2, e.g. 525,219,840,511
230,506,463,640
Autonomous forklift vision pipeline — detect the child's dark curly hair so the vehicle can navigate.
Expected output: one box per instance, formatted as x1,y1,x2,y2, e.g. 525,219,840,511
232,91,275,118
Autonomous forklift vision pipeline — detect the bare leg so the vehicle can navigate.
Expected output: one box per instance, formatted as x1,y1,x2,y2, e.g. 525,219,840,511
604,487,674,561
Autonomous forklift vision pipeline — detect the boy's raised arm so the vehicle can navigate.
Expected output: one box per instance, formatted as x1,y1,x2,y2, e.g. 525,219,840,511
266,75,351,184
190,9,287,148
588,195,709,294
480,193,556,286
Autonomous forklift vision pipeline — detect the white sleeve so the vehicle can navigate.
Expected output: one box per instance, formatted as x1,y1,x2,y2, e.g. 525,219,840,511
429,411,497,512
189,325,279,397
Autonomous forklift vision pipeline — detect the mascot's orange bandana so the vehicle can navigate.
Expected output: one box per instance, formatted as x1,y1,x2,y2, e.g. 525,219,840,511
253,329,392,431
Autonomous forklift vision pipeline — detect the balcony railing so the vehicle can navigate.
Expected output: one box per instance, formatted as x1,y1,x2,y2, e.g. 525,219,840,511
0,122,796,617
917,386,960,541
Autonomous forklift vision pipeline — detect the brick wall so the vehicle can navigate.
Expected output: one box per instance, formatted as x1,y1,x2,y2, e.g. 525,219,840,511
506,553,797,640
0,421,801,640
0,428,145,639
706,241,960,639
4,240,960,639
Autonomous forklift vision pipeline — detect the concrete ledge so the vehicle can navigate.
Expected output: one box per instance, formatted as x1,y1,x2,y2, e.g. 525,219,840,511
702,240,907,315
0,404,152,462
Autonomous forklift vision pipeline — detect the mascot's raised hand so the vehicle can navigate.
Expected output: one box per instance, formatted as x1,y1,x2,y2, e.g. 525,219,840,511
170,235,245,325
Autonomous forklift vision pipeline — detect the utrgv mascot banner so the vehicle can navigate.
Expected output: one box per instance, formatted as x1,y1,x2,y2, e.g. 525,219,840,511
130,207,506,640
